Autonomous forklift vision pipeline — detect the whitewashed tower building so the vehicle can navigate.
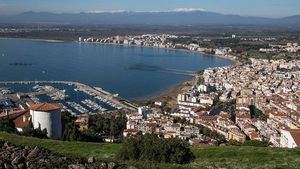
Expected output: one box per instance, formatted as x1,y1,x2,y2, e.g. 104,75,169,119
29,103,62,139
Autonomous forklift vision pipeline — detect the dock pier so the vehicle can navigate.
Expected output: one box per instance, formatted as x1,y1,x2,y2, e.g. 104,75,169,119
0,80,138,111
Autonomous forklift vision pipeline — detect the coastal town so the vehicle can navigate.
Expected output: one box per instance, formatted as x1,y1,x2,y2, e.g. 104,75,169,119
122,58,300,148
79,34,238,61
79,33,300,63
78,33,300,148
1,0,300,168
1,31,300,155
70,34,300,149
1,45,300,149
1,33,300,149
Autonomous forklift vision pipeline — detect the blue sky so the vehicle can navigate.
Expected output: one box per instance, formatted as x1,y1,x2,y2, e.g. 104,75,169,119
0,0,299,17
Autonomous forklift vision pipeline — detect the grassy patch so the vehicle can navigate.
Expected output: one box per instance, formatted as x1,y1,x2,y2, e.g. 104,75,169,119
1,132,300,168
0,132,121,161
191,146,300,168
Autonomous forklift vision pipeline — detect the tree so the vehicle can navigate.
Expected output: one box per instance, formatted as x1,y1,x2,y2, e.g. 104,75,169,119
61,111,76,132
118,134,195,164
61,111,82,141
173,117,187,125
197,124,226,144
249,105,268,121
242,140,268,147
227,139,242,146
61,111,127,142
63,123,82,141
89,113,127,139
0,117,16,133
22,121,48,139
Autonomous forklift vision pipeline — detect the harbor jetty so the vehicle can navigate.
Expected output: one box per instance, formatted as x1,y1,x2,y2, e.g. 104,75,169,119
0,81,138,111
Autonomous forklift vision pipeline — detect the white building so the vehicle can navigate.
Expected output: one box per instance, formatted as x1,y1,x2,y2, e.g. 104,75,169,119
29,103,62,140
215,47,232,56
177,93,189,102
280,129,300,148
138,106,150,118
154,101,163,106
198,84,208,93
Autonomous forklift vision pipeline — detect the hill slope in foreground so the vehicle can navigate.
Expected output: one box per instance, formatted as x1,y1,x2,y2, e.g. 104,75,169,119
1,132,300,169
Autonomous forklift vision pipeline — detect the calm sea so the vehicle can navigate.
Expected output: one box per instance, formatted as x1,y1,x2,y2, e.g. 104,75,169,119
0,38,233,100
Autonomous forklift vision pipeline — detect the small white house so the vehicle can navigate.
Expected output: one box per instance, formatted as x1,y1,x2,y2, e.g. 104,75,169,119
29,103,62,140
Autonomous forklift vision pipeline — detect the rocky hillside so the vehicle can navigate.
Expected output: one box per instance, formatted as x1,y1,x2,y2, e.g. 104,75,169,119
0,141,121,169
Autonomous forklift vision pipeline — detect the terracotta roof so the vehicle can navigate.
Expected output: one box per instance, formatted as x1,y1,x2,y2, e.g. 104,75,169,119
124,128,139,132
146,123,158,128
0,110,27,119
220,112,231,119
0,110,30,129
270,111,287,117
13,111,30,128
192,106,205,112
29,103,61,112
288,129,300,147
236,113,251,119
249,131,259,139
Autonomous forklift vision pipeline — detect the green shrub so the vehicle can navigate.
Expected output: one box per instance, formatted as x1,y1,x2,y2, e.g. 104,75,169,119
118,134,195,164
0,118,16,133
242,140,268,147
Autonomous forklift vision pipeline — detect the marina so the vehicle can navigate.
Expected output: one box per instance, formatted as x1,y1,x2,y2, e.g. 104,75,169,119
66,101,89,115
81,99,107,112
0,81,138,115
33,85,69,101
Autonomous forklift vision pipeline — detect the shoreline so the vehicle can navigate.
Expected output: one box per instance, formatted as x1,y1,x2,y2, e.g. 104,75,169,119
85,41,239,63
132,78,194,102
0,36,238,63
1,36,236,103
132,78,195,103
0,37,65,43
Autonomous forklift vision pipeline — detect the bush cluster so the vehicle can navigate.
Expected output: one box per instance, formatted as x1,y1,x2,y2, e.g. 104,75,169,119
118,134,195,164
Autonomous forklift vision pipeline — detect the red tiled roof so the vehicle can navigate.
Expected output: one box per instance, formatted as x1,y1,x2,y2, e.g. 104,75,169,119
124,129,139,132
198,116,217,121
250,131,259,139
192,106,205,112
0,110,30,129
270,111,287,117
236,113,251,119
288,129,300,147
13,111,30,128
0,110,27,119
29,103,61,112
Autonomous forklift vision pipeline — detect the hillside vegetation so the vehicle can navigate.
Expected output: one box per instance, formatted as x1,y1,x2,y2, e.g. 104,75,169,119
0,132,121,161
1,132,300,169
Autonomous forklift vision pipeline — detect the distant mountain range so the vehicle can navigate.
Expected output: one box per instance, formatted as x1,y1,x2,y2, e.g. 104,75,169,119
1,10,300,26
